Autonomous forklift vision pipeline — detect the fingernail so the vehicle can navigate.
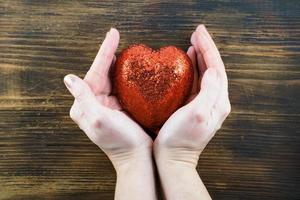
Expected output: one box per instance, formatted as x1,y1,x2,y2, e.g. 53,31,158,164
64,75,75,89
108,27,116,33
196,24,204,32
196,25,209,38
196,24,207,32
191,31,196,44
105,28,112,36
187,46,195,54
197,31,209,46
110,27,117,32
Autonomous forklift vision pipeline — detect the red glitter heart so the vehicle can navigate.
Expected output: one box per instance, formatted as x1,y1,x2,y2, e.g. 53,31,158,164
113,44,194,131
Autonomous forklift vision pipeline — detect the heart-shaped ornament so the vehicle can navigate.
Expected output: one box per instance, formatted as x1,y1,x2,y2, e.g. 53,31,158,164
112,44,194,131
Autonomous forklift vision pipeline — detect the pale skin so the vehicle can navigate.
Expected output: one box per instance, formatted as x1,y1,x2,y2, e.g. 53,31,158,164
64,25,230,200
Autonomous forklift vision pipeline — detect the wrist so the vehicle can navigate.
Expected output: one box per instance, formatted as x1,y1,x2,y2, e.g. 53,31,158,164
112,145,153,174
154,146,211,200
154,143,200,169
114,146,157,200
154,151,210,200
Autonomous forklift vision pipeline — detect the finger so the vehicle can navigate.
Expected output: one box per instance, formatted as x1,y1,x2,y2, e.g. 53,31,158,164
194,25,228,90
71,102,90,132
96,95,121,110
187,46,198,94
190,68,221,120
111,55,117,68
64,74,103,116
191,31,207,77
69,104,97,144
213,91,231,125
195,25,223,70
89,28,119,76
69,101,83,124
84,28,120,94
107,54,117,81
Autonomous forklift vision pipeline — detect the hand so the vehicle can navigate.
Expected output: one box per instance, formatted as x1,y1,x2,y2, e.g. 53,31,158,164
64,28,156,200
64,28,152,171
153,25,231,200
154,25,231,166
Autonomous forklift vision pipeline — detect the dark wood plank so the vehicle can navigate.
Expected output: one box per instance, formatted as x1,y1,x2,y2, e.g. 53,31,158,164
0,0,299,199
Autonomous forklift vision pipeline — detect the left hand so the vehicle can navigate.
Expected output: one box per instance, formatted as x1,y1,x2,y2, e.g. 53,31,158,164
154,25,231,167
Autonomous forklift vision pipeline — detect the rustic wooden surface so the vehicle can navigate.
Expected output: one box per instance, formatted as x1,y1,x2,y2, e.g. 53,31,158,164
1,0,299,199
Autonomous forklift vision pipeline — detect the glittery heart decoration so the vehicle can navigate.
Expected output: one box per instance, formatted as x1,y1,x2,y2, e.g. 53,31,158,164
112,44,194,131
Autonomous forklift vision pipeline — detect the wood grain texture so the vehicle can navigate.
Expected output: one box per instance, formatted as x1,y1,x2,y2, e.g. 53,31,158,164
0,0,299,199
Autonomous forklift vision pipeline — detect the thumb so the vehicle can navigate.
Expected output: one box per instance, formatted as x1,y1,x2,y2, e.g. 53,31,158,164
64,74,100,114
191,68,221,118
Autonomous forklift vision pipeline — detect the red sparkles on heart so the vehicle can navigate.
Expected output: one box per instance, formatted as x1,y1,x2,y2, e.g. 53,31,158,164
112,44,194,131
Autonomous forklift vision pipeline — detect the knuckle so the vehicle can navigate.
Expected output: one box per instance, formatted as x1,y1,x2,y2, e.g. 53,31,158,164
216,123,222,130
226,104,231,115
100,51,112,61
90,70,104,79
78,123,86,131
217,97,231,117
201,44,211,56
69,106,77,121
194,111,207,123
223,100,231,116
69,103,85,123
220,107,228,117
90,115,103,129
75,90,85,102
89,131,100,144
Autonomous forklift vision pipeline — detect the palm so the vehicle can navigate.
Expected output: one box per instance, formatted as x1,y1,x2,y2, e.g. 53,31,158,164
90,74,121,110
157,47,208,149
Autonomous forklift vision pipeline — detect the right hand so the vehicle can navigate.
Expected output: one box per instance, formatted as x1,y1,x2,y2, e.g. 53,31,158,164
64,28,153,171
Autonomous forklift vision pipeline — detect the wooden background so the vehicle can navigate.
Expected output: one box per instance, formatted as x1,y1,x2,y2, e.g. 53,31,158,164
1,0,299,199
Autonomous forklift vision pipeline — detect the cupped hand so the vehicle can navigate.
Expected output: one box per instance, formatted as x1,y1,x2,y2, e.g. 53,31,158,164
154,25,231,167
64,28,152,170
